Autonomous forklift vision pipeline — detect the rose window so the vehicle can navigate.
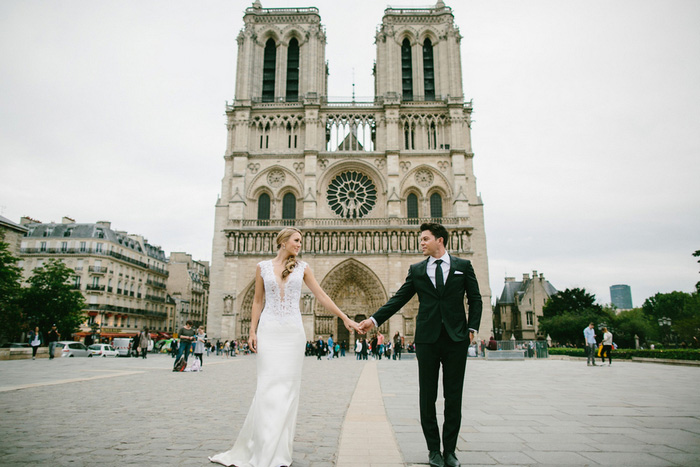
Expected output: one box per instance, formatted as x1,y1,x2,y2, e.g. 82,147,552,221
327,171,377,218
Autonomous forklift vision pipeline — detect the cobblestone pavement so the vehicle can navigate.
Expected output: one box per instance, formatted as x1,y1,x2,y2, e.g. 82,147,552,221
1,354,699,466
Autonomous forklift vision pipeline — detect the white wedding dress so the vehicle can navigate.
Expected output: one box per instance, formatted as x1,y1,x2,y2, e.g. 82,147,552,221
210,260,307,467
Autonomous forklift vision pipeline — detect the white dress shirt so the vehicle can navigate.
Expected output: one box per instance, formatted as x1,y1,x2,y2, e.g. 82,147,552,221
427,253,450,289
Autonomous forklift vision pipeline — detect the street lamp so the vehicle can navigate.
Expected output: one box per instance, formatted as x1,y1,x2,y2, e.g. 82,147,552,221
658,317,672,345
494,327,502,340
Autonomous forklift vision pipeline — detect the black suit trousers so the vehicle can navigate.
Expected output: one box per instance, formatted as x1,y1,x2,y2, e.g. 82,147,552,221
415,325,469,453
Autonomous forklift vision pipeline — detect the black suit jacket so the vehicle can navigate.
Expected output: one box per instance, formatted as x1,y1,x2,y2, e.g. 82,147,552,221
372,255,482,344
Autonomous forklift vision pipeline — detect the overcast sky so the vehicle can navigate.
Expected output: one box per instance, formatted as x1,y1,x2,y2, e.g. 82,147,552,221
1,0,699,308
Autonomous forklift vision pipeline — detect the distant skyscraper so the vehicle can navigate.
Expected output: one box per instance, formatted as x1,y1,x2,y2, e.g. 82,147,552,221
610,284,633,309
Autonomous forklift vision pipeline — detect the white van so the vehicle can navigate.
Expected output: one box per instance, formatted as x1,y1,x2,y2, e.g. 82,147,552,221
112,338,133,357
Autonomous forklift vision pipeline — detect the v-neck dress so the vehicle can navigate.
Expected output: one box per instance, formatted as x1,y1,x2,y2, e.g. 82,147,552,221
210,259,307,467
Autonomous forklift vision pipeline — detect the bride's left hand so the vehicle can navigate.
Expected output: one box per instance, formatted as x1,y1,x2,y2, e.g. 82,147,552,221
343,318,361,333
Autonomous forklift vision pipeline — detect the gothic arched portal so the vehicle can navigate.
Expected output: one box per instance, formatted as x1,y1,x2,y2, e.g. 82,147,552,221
315,258,389,347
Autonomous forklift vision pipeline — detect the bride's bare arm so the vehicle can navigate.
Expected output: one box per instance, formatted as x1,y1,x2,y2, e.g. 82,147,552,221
248,264,265,352
303,266,361,333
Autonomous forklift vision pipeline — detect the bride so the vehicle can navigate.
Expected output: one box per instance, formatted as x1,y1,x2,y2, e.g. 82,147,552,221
209,227,360,467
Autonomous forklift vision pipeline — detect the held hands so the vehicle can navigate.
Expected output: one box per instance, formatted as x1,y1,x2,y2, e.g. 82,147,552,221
357,318,375,334
342,317,362,334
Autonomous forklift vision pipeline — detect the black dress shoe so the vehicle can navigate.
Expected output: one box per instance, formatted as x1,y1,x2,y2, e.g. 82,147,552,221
429,450,445,467
444,451,461,467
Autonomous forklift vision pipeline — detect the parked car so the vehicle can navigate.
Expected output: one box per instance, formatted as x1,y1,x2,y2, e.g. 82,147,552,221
0,343,30,348
87,344,119,357
55,341,91,357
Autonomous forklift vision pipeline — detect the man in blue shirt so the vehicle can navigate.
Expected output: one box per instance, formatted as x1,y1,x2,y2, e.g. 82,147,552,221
583,323,598,366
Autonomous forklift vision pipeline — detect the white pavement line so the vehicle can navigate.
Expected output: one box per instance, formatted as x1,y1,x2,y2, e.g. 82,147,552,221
337,361,405,467
0,371,145,393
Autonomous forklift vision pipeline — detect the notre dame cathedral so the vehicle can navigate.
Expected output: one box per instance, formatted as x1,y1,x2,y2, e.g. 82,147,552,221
206,0,493,346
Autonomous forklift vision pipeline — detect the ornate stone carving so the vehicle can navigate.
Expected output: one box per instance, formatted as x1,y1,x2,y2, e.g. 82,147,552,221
415,169,434,187
267,169,285,187
293,162,304,174
327,171,377,219
318,158,329,170
248,163,260,174
374,158,386,170
437,161,449,171
399,161,411,172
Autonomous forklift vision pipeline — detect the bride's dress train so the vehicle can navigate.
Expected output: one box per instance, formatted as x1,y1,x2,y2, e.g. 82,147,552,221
209,260,307,467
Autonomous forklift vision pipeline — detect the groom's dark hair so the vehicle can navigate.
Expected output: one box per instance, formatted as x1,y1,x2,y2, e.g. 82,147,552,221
420,222,449,246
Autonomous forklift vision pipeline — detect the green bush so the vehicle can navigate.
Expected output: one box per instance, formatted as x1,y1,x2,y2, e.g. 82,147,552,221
548,348,700,361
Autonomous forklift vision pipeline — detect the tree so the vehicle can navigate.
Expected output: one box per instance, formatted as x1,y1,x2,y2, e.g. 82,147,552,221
694,249,700,291
610,308,657,348
20,259,86,340
642,291,691,322
0,242,24,343
542,287,602,318
539,288,609,346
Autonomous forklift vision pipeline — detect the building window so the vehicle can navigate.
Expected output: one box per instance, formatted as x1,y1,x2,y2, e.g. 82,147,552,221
403,121,415,150
257,193,271,225
282,193,296,225
61,241,68,252
40,241,47,252
401,38,413,101
327,171,377,219
407,193,419,223
80,241,87,252
96,243,103,253
430,193,442,219
64,229,72,237
526,312,534,326
262,38,276,103
423,38,435,101
286,38,299,102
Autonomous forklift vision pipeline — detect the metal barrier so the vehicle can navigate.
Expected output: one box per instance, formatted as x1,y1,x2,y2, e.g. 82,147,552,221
496,340,548,358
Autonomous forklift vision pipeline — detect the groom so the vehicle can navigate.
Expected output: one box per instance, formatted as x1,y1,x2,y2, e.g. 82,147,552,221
358,223,482,467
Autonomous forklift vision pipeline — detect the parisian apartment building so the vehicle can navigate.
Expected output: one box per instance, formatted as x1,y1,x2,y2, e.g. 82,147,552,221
0,215,28,256
167,252,210,332
494,271,558,341
206,0,494,346
18,217,173,340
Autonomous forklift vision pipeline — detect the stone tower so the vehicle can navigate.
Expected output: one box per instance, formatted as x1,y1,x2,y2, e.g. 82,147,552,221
207,1,493,346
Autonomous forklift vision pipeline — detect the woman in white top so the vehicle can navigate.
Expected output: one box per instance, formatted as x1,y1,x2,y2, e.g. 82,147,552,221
601,327,613,366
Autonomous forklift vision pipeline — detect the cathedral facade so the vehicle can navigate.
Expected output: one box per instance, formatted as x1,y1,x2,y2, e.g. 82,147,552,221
206,1,493,346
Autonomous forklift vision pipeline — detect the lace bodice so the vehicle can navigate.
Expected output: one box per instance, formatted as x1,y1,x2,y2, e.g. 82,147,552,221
258,259,307,327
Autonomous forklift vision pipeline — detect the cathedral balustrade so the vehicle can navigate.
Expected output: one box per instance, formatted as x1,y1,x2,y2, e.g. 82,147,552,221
224,217,473,256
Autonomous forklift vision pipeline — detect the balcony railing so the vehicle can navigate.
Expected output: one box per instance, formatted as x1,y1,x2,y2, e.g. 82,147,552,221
86,285,106,292
89,266,108,274
145,294,166,303
225,217,474,256
83,303,167,319
146,279,167,289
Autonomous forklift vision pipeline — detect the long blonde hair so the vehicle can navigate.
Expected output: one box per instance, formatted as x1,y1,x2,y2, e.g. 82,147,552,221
276,227,302,278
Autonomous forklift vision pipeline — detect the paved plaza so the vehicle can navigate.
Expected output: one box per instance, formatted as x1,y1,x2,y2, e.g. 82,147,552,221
0,353,699,466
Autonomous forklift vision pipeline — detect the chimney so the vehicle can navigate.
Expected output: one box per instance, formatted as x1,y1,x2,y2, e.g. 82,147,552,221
96,221,111,230
522,273,529,281
20,216,40,225
62,216,75,224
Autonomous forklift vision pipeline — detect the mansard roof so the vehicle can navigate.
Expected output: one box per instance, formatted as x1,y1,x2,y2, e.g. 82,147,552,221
23,221,166,262
0,215,28,234
497,277,558,305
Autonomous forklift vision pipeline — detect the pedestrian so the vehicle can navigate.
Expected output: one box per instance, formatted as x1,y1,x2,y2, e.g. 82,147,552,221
334,342,340,358
358,222,482,467
194,326,206,367
393,331,402,360
223,340,230,358
583,322,598,366
131,332,140,358
601,327,613,366
355,338,362,360
170,339,178,358
327,333,334,360
340,340,346,357
361,338,368,360
47,324,60,360
377,331,385,359
316,336,323,360
139,328,149,359
28,326,43,360
209,227,360,466
176,320,196,364
385,340,393,360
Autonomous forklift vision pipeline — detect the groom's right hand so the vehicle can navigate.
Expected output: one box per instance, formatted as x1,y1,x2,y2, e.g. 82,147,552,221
357,318,375,334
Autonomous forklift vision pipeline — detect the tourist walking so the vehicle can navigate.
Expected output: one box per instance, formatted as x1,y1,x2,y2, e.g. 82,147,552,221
28,326,43,360
47,324,60,359
601,327,613,366
584,322,598,366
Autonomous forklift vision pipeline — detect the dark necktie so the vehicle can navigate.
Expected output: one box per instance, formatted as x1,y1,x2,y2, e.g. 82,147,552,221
434,259,444,293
